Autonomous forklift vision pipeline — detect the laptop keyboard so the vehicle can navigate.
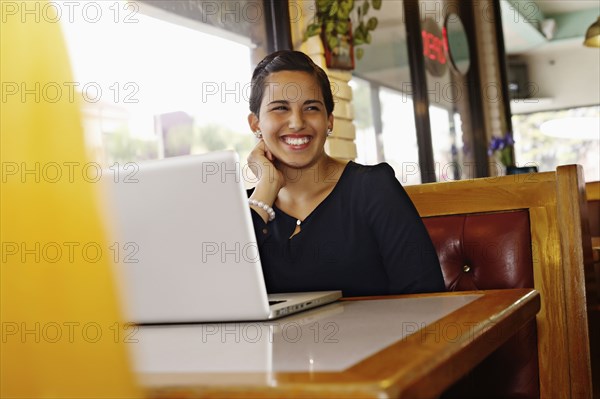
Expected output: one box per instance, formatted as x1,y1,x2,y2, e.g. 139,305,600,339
269,300,286,306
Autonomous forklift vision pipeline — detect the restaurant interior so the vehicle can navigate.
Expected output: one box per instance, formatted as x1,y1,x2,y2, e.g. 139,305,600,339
2,0,599,398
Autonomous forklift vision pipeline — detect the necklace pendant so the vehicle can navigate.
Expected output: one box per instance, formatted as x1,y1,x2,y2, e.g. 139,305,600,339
296,219,301,226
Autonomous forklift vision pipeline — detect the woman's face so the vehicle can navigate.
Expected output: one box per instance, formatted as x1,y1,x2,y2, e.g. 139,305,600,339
249,70,333,169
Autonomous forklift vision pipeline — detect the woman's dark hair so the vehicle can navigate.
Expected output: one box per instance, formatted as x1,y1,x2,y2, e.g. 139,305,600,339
249,50,334,116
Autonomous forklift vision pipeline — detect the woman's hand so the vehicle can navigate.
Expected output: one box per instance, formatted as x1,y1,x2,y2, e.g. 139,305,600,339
247,140,284,222
247,140,285,191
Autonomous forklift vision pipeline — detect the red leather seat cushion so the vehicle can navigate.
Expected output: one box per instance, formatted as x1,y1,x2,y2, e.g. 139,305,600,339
423,211,540,399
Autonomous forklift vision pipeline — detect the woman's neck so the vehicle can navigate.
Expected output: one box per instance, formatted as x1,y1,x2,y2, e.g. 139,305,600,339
277,154,347,202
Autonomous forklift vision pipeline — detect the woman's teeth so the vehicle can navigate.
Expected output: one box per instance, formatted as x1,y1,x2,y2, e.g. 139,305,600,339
283,137,310,146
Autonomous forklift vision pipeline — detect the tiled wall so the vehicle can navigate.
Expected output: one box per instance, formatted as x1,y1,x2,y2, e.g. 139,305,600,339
290,3,357,161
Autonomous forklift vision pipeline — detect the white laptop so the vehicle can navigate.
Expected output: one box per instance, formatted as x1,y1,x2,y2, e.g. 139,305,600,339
101,150,341,324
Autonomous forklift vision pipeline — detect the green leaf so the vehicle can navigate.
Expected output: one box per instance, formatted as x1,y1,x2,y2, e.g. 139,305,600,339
325,20,335,34
329,1,339,17
358,21,367,36
366,32,372,44
372,0,382,10
356,47,365,59
367,17,378,30
336,22,348,35
354,36,365,45
361,0,369,15
328,36,339,49
353,26,364,41
304,18,323,41
306,23,321,38
336,8,345,19
317,0,330,13
340,0,353,12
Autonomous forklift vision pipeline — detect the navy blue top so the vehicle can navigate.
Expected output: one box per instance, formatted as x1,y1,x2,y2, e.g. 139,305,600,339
249,161,445,297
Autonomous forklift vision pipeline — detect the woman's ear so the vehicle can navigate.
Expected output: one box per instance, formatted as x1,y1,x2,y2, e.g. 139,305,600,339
328,113,334,132
248,113,259,132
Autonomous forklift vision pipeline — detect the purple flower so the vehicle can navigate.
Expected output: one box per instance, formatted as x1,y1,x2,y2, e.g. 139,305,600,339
488,136,505,155
505,132,515,146
488,132,516,166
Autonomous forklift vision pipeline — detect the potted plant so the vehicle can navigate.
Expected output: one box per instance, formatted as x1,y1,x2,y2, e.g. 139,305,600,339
304,0,382,70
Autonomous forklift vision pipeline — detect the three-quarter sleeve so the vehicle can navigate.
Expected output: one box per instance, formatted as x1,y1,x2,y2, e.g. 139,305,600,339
250,208,272,246
247,188,272,246
363,163,445,294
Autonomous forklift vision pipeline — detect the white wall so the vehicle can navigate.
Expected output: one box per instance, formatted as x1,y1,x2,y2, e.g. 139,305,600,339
511,39,600,114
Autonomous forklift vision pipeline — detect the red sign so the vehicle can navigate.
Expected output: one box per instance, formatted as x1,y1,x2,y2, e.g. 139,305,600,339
422,18,448,77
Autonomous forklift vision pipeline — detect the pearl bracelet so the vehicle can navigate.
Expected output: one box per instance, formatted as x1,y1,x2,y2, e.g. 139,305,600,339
248,198,276,221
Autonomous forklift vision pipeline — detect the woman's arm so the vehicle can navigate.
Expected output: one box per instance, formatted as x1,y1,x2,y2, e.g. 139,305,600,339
364,163,445,294
247,140,284,223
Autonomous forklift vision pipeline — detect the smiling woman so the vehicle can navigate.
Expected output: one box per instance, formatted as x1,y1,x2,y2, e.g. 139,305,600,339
249,70,333,170
244,50,445,297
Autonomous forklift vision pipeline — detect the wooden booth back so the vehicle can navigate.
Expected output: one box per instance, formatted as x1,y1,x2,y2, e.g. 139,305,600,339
585,181,600,305
405,165,593,399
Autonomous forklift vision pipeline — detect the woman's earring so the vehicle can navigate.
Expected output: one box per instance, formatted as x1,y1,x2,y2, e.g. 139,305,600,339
326,128,333,137
254,130,263,138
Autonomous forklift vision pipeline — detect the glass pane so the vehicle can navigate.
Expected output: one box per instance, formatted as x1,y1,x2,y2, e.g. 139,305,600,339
430,105,458,182
379,88,421,185
349,77,378,165
59,0,266,167
353,0,420,183
420,1,460,181
512,105,600,181
445,13,470,75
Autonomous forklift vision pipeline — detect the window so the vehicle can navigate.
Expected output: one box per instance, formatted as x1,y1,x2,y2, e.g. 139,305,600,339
430,104,458,182
351,77,422,185
350,77,378,165
512,105,600,181
59,0,267,167
351,1,423,185
379,87,421,185
352,74,464,185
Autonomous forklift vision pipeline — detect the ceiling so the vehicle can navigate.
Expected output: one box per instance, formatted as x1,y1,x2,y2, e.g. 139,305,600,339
501,0,600,54
535,1,598,15
354,0,599,80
